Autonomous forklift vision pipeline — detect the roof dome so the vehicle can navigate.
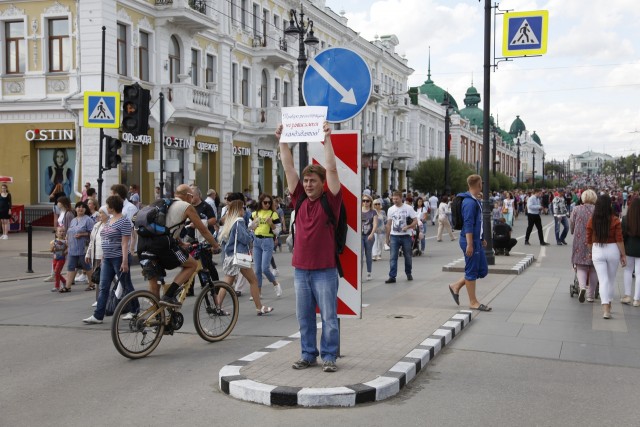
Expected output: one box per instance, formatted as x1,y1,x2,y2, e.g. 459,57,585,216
509,115,526,136
499,127,514,144
418,50,459,111
531,131,542,145
458,85,483,127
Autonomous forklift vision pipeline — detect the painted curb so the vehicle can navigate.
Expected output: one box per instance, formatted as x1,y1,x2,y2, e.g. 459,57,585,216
442,253,535,275
218,310,473,407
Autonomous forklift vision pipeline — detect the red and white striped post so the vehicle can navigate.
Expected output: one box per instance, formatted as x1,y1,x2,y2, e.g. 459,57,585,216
310,130,362,318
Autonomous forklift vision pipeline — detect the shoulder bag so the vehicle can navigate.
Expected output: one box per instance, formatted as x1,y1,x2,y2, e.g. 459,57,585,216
231,218,253,269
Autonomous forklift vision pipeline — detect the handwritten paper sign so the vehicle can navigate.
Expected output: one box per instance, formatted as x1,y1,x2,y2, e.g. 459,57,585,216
280,106,328,143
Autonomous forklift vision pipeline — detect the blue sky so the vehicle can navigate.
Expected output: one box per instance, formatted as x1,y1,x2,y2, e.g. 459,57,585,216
324,0,640,161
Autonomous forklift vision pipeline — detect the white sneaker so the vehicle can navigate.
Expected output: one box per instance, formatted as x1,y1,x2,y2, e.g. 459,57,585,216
43,275,54,282
83,315,102,324
366,273,371,281
274,283,282,297
75,273,88,283
91,301,97,307
633,300,640,307
2,234,8,239
121,312,135,320
270,268,279,277
621,295,632,305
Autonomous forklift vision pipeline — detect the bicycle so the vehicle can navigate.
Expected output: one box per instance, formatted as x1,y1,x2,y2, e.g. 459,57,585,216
111,242,238,359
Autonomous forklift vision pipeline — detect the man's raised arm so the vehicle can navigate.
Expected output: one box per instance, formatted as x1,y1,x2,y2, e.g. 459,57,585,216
323,122,340,196
276,124,299,194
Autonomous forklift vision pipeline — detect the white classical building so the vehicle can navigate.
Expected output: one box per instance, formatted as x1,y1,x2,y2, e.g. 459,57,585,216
0,0,415,207
568,151,613,175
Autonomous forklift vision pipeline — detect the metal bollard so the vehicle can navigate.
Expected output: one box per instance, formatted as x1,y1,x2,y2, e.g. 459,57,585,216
26,222,33,273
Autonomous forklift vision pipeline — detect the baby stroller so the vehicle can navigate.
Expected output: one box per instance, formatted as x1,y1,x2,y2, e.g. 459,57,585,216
570,265,599,299
412,221,424,257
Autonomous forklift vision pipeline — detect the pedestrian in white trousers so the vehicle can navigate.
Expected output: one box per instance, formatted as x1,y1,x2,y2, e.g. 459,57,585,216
621,199,640,306
587,194,626,319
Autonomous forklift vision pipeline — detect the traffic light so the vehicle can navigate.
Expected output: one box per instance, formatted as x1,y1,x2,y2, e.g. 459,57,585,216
121,83,150,136
104,135,122,169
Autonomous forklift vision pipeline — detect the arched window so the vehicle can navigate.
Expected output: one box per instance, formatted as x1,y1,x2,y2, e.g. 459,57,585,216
260,69,268,108
169,36,180,83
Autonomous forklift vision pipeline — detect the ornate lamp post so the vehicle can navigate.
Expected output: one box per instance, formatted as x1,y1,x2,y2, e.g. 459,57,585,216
441,93,454,195
532,147,536,186
516,137,521,187
284,3,319,175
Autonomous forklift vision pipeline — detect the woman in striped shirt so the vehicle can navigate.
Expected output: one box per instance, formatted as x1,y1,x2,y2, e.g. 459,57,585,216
83,195,138,324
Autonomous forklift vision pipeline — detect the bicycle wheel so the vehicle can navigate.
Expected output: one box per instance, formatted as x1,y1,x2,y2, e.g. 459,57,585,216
111,290,165,359
193,280,239,342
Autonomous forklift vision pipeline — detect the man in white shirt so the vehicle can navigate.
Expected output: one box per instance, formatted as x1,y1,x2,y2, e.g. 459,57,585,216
385,191,418,283
111,184,139,251
205,189,218,219
428,194,439,225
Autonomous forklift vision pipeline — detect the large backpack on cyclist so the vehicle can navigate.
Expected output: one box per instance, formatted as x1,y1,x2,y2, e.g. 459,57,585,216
134,198,183,238
291,192,348,277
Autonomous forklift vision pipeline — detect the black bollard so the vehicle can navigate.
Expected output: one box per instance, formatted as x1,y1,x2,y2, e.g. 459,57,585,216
26,222,33,273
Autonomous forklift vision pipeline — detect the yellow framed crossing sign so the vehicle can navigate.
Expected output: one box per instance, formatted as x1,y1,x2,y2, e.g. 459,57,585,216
83,91,120,128
502,10,549,57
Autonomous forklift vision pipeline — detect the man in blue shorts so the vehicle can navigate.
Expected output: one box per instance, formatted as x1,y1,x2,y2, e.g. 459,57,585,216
447,174,492,312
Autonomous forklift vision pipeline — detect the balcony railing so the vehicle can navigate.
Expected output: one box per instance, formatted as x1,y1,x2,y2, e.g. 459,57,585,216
155,0,206,15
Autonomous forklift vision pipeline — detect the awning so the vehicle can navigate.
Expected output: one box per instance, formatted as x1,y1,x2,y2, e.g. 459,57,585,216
0,176,13,183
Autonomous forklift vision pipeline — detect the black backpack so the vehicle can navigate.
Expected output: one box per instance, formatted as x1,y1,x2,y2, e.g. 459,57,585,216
134,198,185,238
451,195,465,231
292,192,347,277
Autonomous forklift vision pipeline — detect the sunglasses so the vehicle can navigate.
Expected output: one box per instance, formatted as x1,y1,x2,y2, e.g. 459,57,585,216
363,200,372,203
263,200,272,204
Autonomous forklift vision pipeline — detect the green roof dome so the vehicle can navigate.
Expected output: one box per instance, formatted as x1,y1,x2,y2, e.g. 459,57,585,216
499,127,514,144
531,131,542,145
458,85,483,127
418,51,459,111
509,115,526,135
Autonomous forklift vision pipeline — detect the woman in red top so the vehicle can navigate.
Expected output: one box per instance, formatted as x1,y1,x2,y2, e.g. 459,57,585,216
587,195,626,319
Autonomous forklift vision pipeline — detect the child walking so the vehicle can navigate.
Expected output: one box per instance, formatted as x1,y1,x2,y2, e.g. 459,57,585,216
50,227,68,292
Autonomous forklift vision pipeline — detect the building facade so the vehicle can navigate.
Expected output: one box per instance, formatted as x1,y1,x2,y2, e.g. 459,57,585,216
568,151,613,175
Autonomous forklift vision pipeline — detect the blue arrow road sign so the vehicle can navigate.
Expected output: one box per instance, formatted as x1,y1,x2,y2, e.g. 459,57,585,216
302,47,372,123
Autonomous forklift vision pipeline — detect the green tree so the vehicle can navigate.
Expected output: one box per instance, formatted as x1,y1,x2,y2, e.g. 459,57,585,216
411,157,474,195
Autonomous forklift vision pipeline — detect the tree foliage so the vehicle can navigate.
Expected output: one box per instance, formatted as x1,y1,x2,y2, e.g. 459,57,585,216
411,158,475,195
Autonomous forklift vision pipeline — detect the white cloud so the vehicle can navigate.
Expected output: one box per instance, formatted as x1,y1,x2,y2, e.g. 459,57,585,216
326,0,640,159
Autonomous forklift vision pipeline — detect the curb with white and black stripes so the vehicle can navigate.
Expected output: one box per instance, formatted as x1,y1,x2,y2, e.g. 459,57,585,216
219,310,473,407
442,253,535,275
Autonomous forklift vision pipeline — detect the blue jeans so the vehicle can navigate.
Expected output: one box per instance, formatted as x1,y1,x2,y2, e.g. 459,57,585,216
555,216,569,243
93,254,138,320
389,234,413,278
420,222,427,251
361,234,374,273
253,236,276,289
294,268,339,362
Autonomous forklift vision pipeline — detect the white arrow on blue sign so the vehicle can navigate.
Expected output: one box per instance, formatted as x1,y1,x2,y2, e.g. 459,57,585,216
302,47,372,123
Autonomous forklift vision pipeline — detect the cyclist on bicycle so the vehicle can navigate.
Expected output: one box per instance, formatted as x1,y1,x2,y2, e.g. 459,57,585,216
137,184,220,308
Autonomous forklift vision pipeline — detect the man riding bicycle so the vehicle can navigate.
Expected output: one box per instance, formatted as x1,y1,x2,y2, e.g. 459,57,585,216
137,184,221,308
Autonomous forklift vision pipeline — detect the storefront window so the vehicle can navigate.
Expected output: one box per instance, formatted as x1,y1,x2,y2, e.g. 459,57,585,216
195,151,209,192
39,148,75,203
233,155,243,192
165,148,184,197
257,157,264,195
120,143,141,193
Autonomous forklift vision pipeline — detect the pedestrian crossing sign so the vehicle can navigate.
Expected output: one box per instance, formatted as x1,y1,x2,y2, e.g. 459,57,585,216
502,10,548,57
83,91,120,128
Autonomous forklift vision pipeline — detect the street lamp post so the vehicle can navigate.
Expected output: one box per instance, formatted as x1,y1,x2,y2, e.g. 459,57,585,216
441,94,453,195
532,147,536,186
542,153,545,187
369,136,376,190
482,0,494,265
284,3,319,176
516,138,521,188
492,126,497,177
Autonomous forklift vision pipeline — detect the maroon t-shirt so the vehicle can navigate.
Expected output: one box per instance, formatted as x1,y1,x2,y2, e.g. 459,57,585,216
291,181,342,270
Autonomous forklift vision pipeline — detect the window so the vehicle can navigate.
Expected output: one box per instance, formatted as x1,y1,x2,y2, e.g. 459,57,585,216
241,66,250,106
273,14,279,29
252,3,260,37
191,49,199,86
117,23,127,76
241,0,248,30
206,54,216,86
48,18,70,72
230,0,236,23
260,69,268,108
283,81,290,107
232,63,238,103
274,78,280,104
139,31,149,81
5,21,25,74
169,35,180,83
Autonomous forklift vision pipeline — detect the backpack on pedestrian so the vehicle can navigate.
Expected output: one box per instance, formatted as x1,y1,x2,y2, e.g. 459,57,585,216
134,198,185,238
451,195,465,231
291,192,347,277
